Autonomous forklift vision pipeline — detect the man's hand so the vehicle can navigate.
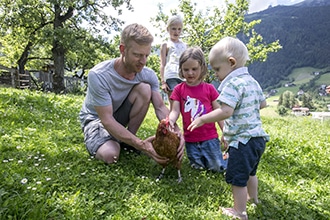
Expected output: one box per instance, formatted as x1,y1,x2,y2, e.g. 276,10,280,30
144,136,169,166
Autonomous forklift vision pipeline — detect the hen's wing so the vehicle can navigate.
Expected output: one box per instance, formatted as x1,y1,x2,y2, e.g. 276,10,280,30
153,132,179,160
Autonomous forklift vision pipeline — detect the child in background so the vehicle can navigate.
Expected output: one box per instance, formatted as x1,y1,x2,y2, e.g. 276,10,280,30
169,47,227,173
160,15,187,103
188,37,270,220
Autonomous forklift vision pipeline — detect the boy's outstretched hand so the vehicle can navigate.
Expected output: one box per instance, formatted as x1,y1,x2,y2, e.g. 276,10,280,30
187,117,205,132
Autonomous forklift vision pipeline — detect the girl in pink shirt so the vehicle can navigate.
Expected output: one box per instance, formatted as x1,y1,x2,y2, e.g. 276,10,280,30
169,47,227,172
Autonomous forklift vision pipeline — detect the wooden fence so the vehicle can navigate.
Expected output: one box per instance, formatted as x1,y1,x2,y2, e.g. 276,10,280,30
0,67,86,92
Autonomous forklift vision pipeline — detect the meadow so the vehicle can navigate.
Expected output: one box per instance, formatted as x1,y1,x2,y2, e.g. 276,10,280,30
0,87,329,220
275,66,330,95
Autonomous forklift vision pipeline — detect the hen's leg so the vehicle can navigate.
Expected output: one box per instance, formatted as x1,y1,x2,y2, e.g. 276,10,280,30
156,167,166,181
177,170,182,183
176,160,182,183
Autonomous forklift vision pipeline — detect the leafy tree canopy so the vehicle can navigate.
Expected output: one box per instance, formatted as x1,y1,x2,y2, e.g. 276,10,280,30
150,0,281,82
0,0,130,92
1,0,282,92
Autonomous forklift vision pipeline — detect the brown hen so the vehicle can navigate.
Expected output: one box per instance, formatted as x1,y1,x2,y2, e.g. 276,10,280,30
152,117,182,183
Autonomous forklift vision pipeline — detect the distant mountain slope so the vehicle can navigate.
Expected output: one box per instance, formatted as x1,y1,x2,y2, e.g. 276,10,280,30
245,0,330,89
295,0,330,7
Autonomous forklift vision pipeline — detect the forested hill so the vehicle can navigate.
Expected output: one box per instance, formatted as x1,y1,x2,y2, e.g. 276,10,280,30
246,0,330,90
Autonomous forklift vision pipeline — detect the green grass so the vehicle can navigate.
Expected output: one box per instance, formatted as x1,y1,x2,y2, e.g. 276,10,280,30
316,73,330,87
1,87,329,219
290,67,316,84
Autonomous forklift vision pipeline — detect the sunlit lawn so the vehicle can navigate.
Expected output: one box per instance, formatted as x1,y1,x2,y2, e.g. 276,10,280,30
0,87,329,219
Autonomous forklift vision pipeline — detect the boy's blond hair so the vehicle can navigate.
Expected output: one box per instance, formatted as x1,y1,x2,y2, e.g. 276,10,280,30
209,37,249,67
166,15,183,30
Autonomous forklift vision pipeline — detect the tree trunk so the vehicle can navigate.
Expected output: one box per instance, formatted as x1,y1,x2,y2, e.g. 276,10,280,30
52,41,66,93
52,4,73,93
17,41,32,75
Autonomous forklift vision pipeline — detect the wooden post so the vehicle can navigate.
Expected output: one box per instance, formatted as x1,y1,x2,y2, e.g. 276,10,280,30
16,70,30,89
11,69,15,87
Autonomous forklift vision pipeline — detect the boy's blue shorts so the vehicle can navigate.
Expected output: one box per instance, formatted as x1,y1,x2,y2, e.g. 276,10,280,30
225,137,266,187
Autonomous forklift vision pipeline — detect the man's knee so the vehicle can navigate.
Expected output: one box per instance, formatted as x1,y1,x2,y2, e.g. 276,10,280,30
95,141,120,164
101,153,119,164
131,83,151,101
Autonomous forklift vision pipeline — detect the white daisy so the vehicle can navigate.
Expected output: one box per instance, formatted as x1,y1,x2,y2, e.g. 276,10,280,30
21,178,28,184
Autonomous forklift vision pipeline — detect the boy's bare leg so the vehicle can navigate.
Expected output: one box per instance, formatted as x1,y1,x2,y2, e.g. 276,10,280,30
233,185,248,214
221,185,248,219
247,175,259,204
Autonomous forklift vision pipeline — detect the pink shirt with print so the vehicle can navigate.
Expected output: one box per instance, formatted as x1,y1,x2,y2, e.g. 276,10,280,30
170,82,219,142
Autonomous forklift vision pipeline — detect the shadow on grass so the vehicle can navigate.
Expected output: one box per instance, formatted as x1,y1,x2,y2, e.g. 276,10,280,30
2,137,329,219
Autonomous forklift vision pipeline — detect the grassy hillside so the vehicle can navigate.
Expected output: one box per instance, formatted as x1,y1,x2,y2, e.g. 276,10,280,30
269,67,330,107
274,67,320,94
0,87,329,219
317,73,330,86
247,4,330,88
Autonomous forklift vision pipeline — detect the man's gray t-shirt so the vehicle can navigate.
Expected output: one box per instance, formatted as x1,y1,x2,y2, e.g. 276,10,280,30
79,59,159,127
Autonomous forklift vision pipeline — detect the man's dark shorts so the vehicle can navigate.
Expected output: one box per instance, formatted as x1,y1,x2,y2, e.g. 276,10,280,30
225,137,266,187
82,99,132,155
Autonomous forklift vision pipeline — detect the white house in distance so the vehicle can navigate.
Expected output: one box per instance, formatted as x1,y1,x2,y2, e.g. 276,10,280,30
310,111,330,122
292,107,310,116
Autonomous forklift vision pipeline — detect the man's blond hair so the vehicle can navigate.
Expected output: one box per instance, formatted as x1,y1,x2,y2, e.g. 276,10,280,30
121,23,154,48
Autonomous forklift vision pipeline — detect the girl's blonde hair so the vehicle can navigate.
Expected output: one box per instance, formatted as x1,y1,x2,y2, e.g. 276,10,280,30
209,36,249,67
166,14,183,30
179,47,208,80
